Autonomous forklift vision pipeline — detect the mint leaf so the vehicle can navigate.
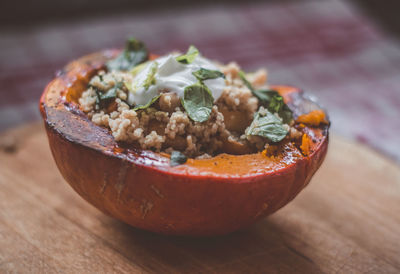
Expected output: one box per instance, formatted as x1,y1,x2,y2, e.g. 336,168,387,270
181,83,214,122
246,110,288,142
106,37,148,71
252,89,279,102
268,94,284,113
239,70,277,101
133,94,161,111
176,45,199,64
94,82,123,109
170,151,187,166
239,70,293,123
267,94,293,124
99,82,122,101
238,70,254,92
192,68,225,81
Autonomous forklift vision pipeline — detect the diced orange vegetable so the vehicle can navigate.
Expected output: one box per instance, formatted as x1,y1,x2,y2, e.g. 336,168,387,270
300,133,312,156
149,53,160,60
261,149,268,157
297,110,328,126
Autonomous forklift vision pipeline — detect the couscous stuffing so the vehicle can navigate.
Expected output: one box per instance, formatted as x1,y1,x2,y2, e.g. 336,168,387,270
78,39,309,159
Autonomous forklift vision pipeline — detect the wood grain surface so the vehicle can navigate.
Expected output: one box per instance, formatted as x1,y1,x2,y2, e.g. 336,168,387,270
0,123,399,273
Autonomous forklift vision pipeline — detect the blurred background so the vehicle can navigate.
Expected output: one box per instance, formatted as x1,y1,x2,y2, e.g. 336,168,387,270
0,0,399,160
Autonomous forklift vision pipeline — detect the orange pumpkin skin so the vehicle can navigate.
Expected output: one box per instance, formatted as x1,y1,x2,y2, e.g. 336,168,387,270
40,50,329,236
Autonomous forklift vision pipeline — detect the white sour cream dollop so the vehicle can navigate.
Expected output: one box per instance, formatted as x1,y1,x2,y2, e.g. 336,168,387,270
127,54,225,106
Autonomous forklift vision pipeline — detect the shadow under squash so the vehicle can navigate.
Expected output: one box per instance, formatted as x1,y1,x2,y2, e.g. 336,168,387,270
101,217,321,273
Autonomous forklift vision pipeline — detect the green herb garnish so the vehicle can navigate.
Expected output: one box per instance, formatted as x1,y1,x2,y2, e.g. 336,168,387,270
176,45,199,64
142,62,158,90
268,94,284,113
252,89,279,102
130,61,150,77
106,37,148,71
99,83,121,101
170,151,188,166
246,110,288,142
181,83,214,122
238,70,254,91
94,82,123,109
268,95,293,124
192,68,225,81
127,61,158,94
239,70,293,124
132,95,161,111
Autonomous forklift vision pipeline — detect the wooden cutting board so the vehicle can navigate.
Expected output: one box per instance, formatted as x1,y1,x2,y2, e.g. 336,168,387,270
0,123,399,273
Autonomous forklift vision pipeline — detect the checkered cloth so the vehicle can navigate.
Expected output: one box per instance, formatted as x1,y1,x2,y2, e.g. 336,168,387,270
1,0,399,160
